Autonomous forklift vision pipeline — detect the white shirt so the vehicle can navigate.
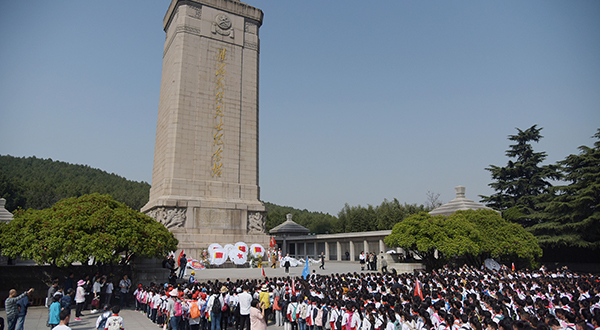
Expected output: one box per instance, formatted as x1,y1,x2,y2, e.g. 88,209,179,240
238,292,252,316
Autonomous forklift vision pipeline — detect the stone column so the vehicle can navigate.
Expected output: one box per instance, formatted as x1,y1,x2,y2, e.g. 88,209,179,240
336,242,341,261
364,240,368,253
325,242,330,260
349,241,355,261
379,239,385,254
314,242,317,259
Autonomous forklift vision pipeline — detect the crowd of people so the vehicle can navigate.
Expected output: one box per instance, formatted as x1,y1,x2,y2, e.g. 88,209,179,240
129,265,600,330
4,263,600,330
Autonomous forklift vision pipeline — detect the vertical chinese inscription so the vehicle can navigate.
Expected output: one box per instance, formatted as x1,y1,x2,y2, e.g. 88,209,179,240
212,48,226,177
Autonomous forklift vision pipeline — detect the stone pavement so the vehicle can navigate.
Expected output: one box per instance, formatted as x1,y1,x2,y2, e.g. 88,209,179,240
185,261,364,282
2,261,373,330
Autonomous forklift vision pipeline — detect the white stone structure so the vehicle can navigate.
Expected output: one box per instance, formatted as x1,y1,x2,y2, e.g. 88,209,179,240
142,0,268,257
429,186,499,216
0,198,13,223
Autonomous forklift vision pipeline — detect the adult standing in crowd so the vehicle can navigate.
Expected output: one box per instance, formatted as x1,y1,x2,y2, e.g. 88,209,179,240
104,277,114,306
179,253,188,279
92,276,104,312
250,299,267,330
238,285,252,330
74,280,86,320
119,274,131,307
4,288,34,330
46,279,59,308
15,288,33,330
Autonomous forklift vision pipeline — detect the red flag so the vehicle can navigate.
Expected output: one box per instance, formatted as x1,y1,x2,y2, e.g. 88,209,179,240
291,278,296,295
255,247,262,253
414,278,423,300
239,246,246,252
178,250,185,267
512,263,515,271
262,267,266,277
215,252,224,259
270,236,276,248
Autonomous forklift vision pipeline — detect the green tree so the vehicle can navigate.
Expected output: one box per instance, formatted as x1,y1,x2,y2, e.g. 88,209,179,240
384,210,542,269
480,125,560,226
529,129,600,252
0,193,178,268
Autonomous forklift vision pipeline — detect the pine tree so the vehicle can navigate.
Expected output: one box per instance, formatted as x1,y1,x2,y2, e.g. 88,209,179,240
529,129,600,251
480,125,560,226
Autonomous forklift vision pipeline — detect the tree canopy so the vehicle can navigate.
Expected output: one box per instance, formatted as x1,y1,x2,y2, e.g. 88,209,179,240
529,129,600,251
480,125,560,226
337,199,428,233
384,209,542,269
0,193,178,267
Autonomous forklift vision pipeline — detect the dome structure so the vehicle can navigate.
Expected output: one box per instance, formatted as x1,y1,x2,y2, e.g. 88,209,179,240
269,213,310,236
0,198,13,223
429,186,499,216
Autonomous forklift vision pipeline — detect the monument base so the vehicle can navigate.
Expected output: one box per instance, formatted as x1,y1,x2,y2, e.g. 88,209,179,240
142,197,269,259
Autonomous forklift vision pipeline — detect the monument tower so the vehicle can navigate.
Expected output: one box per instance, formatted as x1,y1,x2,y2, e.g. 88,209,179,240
142,0,268,256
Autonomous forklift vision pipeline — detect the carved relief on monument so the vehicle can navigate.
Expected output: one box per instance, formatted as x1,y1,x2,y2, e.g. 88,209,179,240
212,14,234,39
245,21,257,35
188,6,202,20
247,212,265,234
147,207,187,229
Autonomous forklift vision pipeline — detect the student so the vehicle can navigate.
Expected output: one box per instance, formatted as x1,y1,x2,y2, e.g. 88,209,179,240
54,309,73,330
104,305,125,330
48,296,62,329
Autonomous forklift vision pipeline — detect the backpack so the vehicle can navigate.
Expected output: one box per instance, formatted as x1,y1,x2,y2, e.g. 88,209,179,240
97,312,110,330
335,312,343,330
174,300,183,317
315,308,324,326
300,303,309,319
106,316,123,330
273,296,281,311
212,295,222,314
190,300,201,319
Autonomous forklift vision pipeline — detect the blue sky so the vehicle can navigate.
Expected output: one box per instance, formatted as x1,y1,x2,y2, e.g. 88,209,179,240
1,1,599,216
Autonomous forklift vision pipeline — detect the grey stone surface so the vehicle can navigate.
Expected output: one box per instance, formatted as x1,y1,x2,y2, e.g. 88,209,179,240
0,198,13,223
429,186,499,216
142,0,269,251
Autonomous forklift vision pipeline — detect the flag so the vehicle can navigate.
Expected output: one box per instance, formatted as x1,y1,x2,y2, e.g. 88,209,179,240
512,263,515,271
178,250,185,267
291,278,296,295
302,260,310,279
414,278,423,300
262,267,266,277
270,236,276,248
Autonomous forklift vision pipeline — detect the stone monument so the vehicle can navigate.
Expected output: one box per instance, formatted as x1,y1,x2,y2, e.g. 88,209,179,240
142,0,269,257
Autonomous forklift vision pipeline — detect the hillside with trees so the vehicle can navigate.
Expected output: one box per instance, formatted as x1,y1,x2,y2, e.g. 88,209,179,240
0,155,150,211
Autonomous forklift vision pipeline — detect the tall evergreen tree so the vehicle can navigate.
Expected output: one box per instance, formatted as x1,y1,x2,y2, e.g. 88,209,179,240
480,125,560,226
529,129,600,251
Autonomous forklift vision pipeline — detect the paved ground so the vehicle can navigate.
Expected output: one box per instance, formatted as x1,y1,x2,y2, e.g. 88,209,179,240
185,260,365,282
2,261,375,330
